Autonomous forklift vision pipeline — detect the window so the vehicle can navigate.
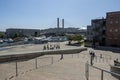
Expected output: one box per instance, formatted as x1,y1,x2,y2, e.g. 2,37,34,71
110,21,113,24
110,16,113,19
110,29,112,32
114,37,118,39
115,21,119,24
108,37,112,39
115,29,118,32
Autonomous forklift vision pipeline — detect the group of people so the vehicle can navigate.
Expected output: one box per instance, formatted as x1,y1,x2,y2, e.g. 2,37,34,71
43,43,60,50
114,58,120,66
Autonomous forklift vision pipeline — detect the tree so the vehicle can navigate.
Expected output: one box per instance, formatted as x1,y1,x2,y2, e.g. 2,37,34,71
0,32,5,38
66,34,84,45
66,34,74,44
13,32,19,38
74,34,83,42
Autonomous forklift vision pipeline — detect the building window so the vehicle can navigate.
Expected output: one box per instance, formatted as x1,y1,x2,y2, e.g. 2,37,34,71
102,30,105,35
114,37,118,39
110,16,113,19
115,29,118,32
110,29,112,32
110,21,113,24
109,37,112,39
115,21,119,24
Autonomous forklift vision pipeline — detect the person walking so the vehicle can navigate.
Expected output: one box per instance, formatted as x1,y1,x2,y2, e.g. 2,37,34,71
43,45,46,50
60,53,63,60
89,50,95,65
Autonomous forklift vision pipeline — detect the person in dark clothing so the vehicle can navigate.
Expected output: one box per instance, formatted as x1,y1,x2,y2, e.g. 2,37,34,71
47,44,49,50
89,50,95,65
43,45,46,50
60,53,63,60
100,54,102,58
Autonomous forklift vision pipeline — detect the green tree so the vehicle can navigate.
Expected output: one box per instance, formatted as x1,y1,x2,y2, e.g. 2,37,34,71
74,34,83,42
0,32,5,38
66,34,74,44
74,34,84,46
66,34,84,45
13,32,19,38
14,37,22,42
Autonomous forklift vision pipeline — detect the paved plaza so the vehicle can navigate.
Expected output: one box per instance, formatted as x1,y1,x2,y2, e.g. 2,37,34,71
0,42,120,80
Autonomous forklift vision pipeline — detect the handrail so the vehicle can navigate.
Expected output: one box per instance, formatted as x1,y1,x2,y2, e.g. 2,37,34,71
89,64,120,77
85,62,120,80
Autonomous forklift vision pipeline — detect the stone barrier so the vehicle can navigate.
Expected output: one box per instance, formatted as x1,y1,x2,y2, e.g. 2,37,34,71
0,47,87,63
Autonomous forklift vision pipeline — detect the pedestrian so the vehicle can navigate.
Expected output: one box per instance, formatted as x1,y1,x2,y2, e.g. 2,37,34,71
92,52,95,60
43,45,46,50
100,54,102,58
47,44,49,50
50,44,52,50
89,50,95,65
60,53,63,60
54,44,56,49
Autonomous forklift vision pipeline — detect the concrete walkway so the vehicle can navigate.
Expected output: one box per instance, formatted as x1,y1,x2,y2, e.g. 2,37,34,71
0,42,120,80
0,49,119,80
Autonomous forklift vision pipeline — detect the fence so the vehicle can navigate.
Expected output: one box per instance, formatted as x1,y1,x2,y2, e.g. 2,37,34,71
0,56,53,80
82,52,114,64
85,61,120,80
93,54,112,64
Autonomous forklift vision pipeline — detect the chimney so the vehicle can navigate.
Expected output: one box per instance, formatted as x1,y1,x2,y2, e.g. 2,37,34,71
62,19,64,29
57,18,59,29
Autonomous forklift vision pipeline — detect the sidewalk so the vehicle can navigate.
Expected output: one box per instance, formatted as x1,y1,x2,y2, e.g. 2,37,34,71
0,43,120,80
8,49,119,80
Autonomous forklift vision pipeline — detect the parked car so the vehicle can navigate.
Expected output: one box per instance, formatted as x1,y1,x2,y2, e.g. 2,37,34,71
3,39,9,42
0,39,3,44
7,38,14,43
23,37,28,42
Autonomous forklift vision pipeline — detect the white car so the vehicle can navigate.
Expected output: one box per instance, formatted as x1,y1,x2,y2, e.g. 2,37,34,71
23,38,28,42
0,39,3,44
8,38,14,43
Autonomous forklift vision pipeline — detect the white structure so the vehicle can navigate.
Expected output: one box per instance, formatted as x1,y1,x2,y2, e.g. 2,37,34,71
46,36,67,42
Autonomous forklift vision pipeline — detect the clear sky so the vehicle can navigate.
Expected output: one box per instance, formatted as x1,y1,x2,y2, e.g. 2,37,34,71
0,0,120,31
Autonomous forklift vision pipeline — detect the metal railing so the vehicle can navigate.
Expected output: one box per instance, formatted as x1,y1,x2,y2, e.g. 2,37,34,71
85,61,120,80
0,56,54,80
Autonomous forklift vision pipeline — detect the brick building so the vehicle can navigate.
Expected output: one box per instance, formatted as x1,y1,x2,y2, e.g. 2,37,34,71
106,11,120,47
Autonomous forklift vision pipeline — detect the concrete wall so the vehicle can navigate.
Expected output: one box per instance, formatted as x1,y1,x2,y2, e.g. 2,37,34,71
0,47,87,63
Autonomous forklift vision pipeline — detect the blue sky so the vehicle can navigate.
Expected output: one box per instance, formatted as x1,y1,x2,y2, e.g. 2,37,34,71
0,0,120,31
